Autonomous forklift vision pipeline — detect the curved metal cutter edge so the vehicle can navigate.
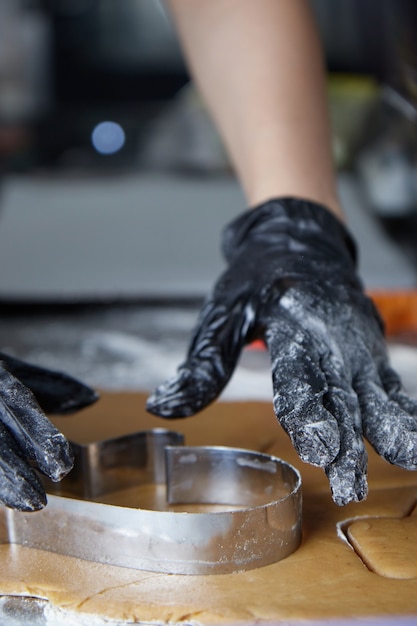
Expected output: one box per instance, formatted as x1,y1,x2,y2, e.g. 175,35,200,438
0,428,302,575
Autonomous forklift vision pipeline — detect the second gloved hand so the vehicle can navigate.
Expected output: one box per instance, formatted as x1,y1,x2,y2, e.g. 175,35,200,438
0,352,98,511
147,198,417,505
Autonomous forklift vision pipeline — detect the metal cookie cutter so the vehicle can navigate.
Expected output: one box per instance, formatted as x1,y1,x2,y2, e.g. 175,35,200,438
0,429,302,575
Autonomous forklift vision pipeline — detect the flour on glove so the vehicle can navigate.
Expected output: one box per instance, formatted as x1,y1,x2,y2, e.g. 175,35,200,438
147,198,417,505
0,352,97,511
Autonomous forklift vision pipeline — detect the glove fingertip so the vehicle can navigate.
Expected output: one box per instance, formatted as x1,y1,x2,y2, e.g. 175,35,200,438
15,490,47,512
40,384,99,415
0,472,47,512
146,394,196,418
146,366,221,417
32,432,75,483
146,388,210,418
327,467,368,506
331,485,368,507
292,416,340,468
383,433,417,470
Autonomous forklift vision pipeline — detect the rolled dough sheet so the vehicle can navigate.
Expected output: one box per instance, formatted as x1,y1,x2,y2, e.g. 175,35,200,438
1,393,417,624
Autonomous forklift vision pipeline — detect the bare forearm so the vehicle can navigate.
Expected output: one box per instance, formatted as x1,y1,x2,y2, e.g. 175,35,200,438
167,0,343,219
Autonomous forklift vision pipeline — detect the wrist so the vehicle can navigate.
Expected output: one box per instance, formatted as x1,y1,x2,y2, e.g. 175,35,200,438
222,197,357,267
247,187,345,224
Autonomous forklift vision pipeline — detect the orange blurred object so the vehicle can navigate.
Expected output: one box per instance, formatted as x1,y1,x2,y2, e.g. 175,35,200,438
370,290,417,339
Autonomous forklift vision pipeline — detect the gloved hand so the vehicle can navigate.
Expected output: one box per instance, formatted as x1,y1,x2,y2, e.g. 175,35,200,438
0,352,98,511
147,198,417,505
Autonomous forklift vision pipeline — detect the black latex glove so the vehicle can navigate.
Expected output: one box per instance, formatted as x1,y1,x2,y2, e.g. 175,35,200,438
0,352,98,511
147,198,417,505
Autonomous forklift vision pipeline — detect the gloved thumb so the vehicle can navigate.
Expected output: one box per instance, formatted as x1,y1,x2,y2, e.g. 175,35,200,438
0,352,98,415
146,298,255,417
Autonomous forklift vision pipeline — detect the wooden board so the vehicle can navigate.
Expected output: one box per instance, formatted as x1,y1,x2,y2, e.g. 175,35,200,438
0,391,416,624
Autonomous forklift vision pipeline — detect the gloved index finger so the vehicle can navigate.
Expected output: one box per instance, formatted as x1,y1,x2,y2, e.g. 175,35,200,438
0,423,47,511
320,358,368,505
0,369,73,482
266,315,340,467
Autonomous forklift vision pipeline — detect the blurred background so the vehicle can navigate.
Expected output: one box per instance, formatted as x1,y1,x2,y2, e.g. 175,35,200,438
1,0,417,396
